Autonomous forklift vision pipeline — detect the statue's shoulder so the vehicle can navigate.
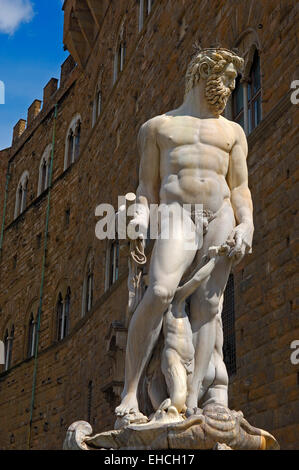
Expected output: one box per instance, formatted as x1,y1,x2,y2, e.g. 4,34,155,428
227,118,246,137
220,116,247,144
139,114,167,138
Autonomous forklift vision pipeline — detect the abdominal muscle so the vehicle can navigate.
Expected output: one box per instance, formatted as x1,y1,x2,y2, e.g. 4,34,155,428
160,171,231,213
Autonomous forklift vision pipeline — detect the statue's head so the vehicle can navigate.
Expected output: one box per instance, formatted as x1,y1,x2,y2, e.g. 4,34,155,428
185,47,244,115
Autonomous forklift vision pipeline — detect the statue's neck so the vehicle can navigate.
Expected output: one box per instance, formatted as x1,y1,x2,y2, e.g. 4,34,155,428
181,85,220,119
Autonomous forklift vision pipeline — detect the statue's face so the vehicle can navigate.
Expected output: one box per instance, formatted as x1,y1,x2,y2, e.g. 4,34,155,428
221,62,238,91
205,62,238,115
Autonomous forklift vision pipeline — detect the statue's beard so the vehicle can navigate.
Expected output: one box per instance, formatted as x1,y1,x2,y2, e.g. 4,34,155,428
205,74,233,115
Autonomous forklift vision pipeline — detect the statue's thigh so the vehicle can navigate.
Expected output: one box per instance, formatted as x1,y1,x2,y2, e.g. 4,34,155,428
149,209,197,288
190,205,235,317
203,202,235,252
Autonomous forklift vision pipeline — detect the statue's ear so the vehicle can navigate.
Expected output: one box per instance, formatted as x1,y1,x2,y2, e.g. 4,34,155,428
199,62,210,80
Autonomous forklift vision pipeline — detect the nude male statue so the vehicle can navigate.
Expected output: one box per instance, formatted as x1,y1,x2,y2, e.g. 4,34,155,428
116,48,254,418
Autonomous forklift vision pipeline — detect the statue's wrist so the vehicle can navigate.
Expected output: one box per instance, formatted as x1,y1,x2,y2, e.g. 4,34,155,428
134,203,150,223
239,219,253,229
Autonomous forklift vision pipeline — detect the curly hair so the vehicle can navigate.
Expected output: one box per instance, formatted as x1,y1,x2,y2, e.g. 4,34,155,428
185,47,244,97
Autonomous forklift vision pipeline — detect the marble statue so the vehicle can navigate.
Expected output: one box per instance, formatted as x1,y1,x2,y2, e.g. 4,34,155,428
116,47,253,420
64,47,279,450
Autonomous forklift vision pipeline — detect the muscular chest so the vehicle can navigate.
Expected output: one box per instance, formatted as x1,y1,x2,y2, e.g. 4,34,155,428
157,117,234,173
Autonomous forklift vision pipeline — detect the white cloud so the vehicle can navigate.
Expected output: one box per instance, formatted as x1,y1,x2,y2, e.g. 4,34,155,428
0,0,34,35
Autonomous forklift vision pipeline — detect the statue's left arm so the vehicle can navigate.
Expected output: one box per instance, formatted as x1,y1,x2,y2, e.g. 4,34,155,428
227,122,254,262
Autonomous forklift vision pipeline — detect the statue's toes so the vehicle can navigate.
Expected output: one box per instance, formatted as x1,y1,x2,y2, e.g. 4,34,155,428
186,406,203,418
159,398,172,411
168,406,180,418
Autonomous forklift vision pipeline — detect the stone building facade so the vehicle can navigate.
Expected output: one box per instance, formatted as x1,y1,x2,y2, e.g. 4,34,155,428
0,0,298,450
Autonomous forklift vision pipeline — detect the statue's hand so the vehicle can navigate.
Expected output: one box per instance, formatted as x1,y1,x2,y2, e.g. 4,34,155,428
127,216,148,240
127,203,150,241
116,202,149,240
227,222,254,264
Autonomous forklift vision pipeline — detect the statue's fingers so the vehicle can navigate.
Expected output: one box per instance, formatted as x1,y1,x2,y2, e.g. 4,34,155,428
244,242,252,254
229,237,243,258
234,233,243,249
227,231,235,245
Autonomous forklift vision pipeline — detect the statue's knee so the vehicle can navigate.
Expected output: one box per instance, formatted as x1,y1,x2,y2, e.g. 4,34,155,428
152,284,174,307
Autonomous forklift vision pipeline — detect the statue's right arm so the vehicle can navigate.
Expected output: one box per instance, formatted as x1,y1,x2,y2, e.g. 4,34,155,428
136,119,161,216
126,119,161,240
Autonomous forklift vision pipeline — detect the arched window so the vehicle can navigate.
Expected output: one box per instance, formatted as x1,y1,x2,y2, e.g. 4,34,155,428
232,75,244,128
82,256,94,317
113,22,126,84
41,161,47,191
64,115,82,170
38,144,52,195
56,288,71,341
231,36,262,135
105,239,119,290
92,88,102,128
247,51,261,133
27,312,37,358
17,186,23,215
57,293,64,341
138,0,154,32
64,287,71,337
14,171,29,218
67,131,74,167
74,122,81,161
4,325,14,371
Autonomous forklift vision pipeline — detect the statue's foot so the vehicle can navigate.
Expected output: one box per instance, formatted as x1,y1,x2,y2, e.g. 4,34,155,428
185,393,198,417
148,398,185,425
186,406,203,418
115,393,139,417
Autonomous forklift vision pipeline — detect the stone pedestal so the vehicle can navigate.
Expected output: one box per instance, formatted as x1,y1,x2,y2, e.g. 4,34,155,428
63,403,279,450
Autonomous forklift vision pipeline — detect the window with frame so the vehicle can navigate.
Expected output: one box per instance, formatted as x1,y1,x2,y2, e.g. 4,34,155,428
87,380,93,423
113,21,126,84
57,288,71,341
138,0,154,31
27,312,37,358
67,131,74,168
92,88,102,128
64,116,82,170
105,239,119,290
247,50,261,133
74,122,81,161
221,274,237,376
41,160,48,191
232,50,261,135
4,325,14,371
82,258,94,316
14,172,29,218
114,41,126,83
38,144,52,195
232,75,244,129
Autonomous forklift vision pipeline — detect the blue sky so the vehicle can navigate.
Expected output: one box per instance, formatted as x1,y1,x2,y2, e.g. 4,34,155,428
0,0,68,150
